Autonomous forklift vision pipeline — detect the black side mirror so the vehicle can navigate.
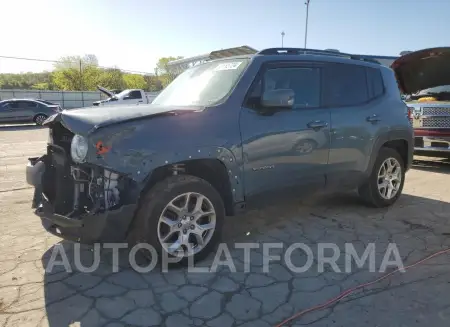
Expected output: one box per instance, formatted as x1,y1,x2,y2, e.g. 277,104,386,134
261,89,294,109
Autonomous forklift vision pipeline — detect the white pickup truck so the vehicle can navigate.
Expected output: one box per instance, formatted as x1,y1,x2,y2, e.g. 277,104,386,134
93,86,158,107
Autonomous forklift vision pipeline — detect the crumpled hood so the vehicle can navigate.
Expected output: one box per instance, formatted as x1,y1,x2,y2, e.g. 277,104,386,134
44,104,204,135
391,47,450,94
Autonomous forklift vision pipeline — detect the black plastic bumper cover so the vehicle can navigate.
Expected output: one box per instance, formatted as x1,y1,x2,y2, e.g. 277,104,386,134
38,197,137,243
27,157,137,243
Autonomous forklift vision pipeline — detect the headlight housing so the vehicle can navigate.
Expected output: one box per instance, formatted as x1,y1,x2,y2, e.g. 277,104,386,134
71,134,89,163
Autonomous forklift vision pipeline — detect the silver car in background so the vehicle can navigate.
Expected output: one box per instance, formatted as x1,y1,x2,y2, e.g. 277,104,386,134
0,99,62,125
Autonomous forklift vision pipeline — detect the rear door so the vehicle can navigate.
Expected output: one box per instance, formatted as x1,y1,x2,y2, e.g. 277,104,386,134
15,101,38,122
325,63,388,188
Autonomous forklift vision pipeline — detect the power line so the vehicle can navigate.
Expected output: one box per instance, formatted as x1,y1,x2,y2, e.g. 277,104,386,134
0,55,154,75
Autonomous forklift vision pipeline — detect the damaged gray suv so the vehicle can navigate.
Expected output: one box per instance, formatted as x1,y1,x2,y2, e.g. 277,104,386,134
26,48,413,263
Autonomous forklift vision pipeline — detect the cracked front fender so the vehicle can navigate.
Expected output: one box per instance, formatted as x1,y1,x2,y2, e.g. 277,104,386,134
82,112,245,203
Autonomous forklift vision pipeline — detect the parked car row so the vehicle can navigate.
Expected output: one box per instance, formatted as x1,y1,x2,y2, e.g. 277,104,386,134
0,99,62,125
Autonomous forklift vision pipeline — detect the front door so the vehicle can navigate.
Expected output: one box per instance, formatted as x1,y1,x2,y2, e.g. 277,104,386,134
240,62,331,197
0,101,15,122
122,90,143,105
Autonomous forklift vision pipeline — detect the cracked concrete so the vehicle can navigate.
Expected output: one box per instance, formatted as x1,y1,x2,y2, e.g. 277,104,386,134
1,126,450,326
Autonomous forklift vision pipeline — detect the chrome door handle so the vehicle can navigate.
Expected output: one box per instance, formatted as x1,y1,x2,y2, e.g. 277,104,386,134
366,114,381,123
307,120,328,130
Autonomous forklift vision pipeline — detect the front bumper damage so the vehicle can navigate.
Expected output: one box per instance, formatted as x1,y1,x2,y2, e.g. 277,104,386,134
27,144,139,243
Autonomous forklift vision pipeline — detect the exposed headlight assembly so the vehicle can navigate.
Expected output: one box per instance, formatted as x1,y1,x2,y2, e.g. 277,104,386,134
71,134,89,163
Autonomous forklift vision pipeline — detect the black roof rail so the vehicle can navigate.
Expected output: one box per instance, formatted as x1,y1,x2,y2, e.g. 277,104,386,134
256,48,381,64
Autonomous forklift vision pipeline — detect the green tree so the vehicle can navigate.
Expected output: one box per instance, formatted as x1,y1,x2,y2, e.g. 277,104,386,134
123,74,147,90
97,68,125,90
52,55,100,90
0,72,53,89
31,83,49,90
155,56,183,75
155,56,184,87
52,66,101,91
144,75,163,92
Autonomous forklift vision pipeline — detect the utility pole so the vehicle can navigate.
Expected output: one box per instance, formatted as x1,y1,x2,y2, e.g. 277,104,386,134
281,31,285,48
79,59,83,91
304,0,311,48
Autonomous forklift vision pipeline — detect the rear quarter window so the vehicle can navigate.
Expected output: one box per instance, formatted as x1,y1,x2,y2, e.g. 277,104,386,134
366,67,384,99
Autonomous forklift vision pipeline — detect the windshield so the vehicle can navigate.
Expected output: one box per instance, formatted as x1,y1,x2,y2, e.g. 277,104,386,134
115,90,131,98
152,58,250,106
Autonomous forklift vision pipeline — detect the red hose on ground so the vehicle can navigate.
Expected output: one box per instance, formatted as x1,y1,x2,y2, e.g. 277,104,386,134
274,247,450,327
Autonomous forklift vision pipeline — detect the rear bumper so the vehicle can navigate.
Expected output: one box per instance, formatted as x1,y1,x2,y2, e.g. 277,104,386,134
414,136,450,156
26,156,137,244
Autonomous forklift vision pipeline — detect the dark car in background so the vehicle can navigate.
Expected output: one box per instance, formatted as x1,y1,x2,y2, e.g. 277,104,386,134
0,99,61,125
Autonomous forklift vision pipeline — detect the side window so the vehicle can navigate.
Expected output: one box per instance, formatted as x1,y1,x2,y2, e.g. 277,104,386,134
245,79,262,109
366,67,384,99
324,64,369,107
128,91,142,99
16,101,38,109
0,102,11,109
245,66,321,109
7,102,20,109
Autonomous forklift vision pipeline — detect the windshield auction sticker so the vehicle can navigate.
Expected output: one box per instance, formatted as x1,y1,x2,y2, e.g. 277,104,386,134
214,62,242,71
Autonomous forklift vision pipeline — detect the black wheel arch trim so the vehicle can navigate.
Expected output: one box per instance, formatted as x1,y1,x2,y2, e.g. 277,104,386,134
366,129,413,177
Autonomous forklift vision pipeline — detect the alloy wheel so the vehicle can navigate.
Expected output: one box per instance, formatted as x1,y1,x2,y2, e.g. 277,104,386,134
157,192,216,257
377,157,402,200
35,115,47,125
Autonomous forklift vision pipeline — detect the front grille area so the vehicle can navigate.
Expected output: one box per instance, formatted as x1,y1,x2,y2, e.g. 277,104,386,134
422,107,450,116
42,144,74,214
50,123,74,153
422,117,450,128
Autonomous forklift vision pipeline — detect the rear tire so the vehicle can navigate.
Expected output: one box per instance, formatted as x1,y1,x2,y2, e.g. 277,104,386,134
359,147,405,208
129,174,225,267
33,114,48,125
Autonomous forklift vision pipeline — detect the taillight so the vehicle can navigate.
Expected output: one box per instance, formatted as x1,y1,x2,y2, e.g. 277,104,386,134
407,106,413,124
407,107,412,118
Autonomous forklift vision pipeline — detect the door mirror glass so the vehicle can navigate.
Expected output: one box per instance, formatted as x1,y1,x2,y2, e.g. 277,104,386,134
261,89,294,109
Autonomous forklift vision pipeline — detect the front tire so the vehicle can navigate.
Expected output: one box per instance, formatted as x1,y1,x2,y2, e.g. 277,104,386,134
33,114,48,125
130,174,225,266
359,147,405,208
